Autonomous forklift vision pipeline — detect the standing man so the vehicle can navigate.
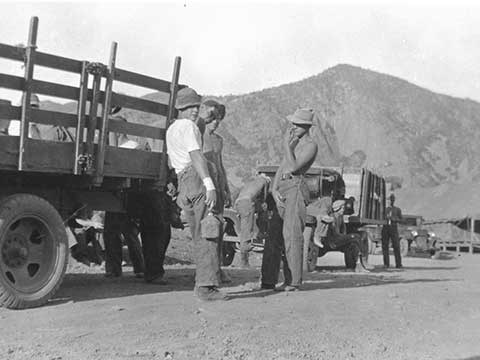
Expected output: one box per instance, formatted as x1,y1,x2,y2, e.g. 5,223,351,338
261,108,318,291
202,100,232,282
103,116,145,278
382,193,403,268
166,87,227,301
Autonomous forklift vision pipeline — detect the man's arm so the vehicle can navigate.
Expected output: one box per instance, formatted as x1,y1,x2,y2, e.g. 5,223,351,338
217,138,232,206
283,139,318,174
189,149,216,209
271,162,285,204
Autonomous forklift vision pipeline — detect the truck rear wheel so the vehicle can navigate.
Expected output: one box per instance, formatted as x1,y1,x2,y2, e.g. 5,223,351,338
0,194,68,309
303,226,318,272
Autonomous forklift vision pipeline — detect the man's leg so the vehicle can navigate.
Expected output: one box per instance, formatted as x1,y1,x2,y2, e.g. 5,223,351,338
104,212,123,276
177,167,226,300
236,199,256,268
140,191,170,282
391,226,402,268
281,185,306,288
260,210,284,288
381,226,390,267
122,218,145,275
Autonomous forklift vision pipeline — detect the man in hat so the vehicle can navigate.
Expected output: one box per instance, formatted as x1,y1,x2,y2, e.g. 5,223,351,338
261,108,318,291
201,100,234,280
382,193,403,268
166,87,227,301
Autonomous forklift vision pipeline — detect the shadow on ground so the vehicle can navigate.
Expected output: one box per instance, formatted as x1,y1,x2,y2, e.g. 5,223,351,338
51,259,457,305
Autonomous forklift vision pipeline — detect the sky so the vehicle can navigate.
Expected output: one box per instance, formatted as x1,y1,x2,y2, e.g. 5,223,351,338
1,0,480,104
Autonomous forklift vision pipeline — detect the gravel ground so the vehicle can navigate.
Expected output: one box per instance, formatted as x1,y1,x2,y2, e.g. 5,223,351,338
1,230,480,360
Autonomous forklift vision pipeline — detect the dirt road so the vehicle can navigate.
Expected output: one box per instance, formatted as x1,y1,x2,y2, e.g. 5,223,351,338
1,234,480,360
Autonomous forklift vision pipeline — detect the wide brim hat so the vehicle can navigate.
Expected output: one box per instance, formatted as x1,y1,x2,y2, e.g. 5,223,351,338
175,87,202,110
287,108,314,126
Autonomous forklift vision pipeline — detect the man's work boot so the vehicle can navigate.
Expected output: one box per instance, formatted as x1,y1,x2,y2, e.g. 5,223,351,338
239,251,250,269
196,286,229,301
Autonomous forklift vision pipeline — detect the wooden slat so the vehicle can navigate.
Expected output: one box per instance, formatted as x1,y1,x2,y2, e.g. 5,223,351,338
0,103,21,120
109,118,165,140
103,146,162,179
114,68,171,93
0,43,25,62
35,51,83,73
85,73,102,172
31,108,77,128
24,139,75,173
111,92,168,116
0,43,82,74
0,136,20,171
0,73,24,91
32,79,80,101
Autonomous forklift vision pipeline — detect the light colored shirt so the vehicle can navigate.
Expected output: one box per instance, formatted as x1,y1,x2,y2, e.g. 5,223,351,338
166,118,202,174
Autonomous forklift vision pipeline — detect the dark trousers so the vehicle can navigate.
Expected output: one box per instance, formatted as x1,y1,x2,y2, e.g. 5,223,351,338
177,166,220,287
381,224,402,267
104,212,145,275
235,198,256,252
260,210,288,286
138,191,172,280
261,177,307,287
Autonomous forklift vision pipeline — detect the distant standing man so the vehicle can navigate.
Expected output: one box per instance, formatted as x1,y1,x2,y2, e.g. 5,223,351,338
166,87,227,301
382,193,403,268
261,108,318,291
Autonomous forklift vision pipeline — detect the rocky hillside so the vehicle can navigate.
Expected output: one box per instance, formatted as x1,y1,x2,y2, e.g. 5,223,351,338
38,64,480,217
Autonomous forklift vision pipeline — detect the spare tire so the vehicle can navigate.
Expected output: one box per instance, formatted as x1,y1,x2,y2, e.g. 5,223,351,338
0,194,68,309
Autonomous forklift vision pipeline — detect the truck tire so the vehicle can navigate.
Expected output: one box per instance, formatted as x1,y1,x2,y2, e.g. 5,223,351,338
222,241,236,266
0,194,68,309
303,226,318,272
344,242,359,269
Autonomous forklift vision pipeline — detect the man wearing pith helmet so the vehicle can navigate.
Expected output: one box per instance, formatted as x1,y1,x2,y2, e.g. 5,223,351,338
261,108,318,291
166,87,228,301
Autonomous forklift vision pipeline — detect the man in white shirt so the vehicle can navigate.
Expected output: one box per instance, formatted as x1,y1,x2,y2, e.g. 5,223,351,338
166,87,227,301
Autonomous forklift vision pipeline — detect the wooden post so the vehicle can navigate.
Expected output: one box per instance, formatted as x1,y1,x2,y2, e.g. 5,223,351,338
74,61,89,175
18,16,38,171
94,42,117,184
470,216,474,254
85,72,102,173
166,56,182,126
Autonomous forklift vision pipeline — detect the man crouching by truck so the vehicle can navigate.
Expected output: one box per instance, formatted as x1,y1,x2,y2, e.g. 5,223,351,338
261,108,318,291
166,87,228,301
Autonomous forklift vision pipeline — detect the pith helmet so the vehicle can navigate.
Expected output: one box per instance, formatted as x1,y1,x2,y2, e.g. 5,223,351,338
287,108,314,126
175,87,202,110
21,93,40,108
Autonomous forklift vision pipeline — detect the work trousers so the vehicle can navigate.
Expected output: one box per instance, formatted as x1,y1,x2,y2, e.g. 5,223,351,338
381,224,402,267
137,190,172,280
104,212,145,275
177,165,220,287
261,177,308,287
235,198,256,252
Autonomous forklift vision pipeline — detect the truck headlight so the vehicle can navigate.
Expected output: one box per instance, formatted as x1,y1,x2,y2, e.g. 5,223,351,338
411,231,418,237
